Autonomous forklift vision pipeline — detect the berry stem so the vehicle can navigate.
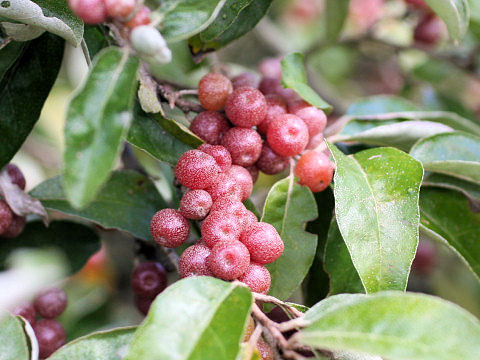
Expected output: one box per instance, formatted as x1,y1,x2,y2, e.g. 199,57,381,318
253,293,304,318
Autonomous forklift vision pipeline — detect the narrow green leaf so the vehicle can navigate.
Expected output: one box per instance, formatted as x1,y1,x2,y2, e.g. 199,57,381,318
0,312,29,360
63,47,139,209
125,277,252,360
327,144,423,293
0,33,64,168
296,292,480,360
0,40,26,82
346,96,419,116
281,53,332,114
325,0,350,42
425,0,470,41
422,172,480,207
30,171,167,241
261,175,318,301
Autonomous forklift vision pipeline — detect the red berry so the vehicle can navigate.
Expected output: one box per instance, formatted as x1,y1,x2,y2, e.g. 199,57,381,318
413,240,436,275
1,214,26,238
0,200,13,235
291,106,327,137
201,212,242,248
150,209,190,248
207,173,243,201
288,99,310,113
5,164,26,190
243,210,258,230
294,150,333,193
34,288,67,319
69,0,107,24
125,6,151,28
258,58,282,79
131,262,167,298
245,165,259,183
307,132,325,150
258,77,282,96
414,14,442,45
267,114,309,157
190,111,230,145
228,165,254,202
221,128,262,167
175,150,220,189
180,190,213,220
12,302,36,325
198,144,232,172
104,0,135,17
135,295,153,316
34,319,66,359
232,73,258,89
257,94,287,134
207,241,250,280
238,263,271,294
210,197,253,229
256,143,289,175
198,73,233,111
225,87,267,127
178,244,213,278
240,222,283,264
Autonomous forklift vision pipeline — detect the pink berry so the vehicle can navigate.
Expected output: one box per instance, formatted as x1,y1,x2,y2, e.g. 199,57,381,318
307,132,325,150
238,263,271,294
104,0,135,18
243,210,258,230
245,165,259,183
34,319,66,359
135,295,153,316
178,244,213,278
207,173,243,201
12,302,36,325
294,150,333,193
225,87,267,127
198,144,232,172
232,73,258,89
125,6,151,28
228,165,253,202
69,0,107,24
414,14,442,45
198,73,233,111
180,190,213,220
175,150,220,189
210,197,253,229
150,209,190,248
257,94,287,134
267,114,309,157
240,222,283,264
1,214,26,238
287,99,309,113
190,111,230,145
5,164,26,190
34,288,67,319
256,143,289,175
207,241,250,280
201,212,242,248
221,128,262,167
292,106,327,137
258,58,282,79
0,200,13,235
258,77,282,96
131,262,167,298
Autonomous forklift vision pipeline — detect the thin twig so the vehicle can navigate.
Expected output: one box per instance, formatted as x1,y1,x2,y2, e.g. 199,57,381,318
251,303,289,349
81,39,92,67
157,82,203,113
253,293,304,318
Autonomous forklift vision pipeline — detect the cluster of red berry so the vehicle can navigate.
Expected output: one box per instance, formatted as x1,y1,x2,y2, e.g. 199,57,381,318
0,164,27,239
130,261,167,315
406,0,442,45
12,288,68,359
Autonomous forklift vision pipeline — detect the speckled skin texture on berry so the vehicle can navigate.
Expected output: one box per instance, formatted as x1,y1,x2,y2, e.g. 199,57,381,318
201,212,242,248
225,87,267,127
221,128,262,167
257,94,287,134
12,302,36,325
131,262,167,298
0,200,12,235
198,73,233,111
294,150,333,192
256,143,289,175
104,0,135,17
34,288,67,319
238,263,271,294
175,150,220,189
150,209,190,248
240,222,284,264
267,114,309,157
69,0,107,24
198,144,232,172
180,190,212,220
228,165,254,201
256,338,274,360
6,164,26,190
190,112,230,145
1,214,26,238
125,6,151,28
245,165,259,183
207,241,250,280
34,319,66,359
135,295,153,316
207,173,243,201
292,106,327,137
210,197,253,229
232,73,258,89
178,244,213,278
243,210,258,230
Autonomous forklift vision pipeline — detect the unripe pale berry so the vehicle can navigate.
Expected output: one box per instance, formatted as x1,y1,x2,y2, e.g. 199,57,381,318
221,128,262,167
125,6,151,28
190,112,230,145
5,164,26,190
104,0,135,18
178,244,213,278
267,114,309,157
294,150,333,193
258,57,282,79
257,94,287,134
135,295,153,316
228,165,254,202
150,209,190,248
201,212,242,248
256,143,289,175
1,214,26,238
232,73,258,89
33,288,67,319
292,106,327,137
34,319,66,359
207,173,243,201
175,150,220,189
131,261,167,298
238,263,271,294
207,241,250,280
130,25,171,64
240,222,283,264
245,165,259,183
225,87,267,127
198,73,233,111
69,0,107,24
180,190,212,220
12,302,36,325
0,200,13,235
198,144,232,172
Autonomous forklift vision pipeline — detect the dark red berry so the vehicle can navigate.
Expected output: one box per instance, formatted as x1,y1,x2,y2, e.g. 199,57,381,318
0,200,13,235
190,111,230,145
198,144,232,172
291,106,327,137
178,244,213,278
135,295,153,316
1,214,26,238
125,6,151,28
201,212,242,248
221,128,262,167
33,288,67,319
175,150,220,189
414,14,442,45
238,263,271,294
245,165,259,183
294,150,333,193
256,143,289,175
258,58,282,79
225,87,267,127
150,209,190,248
131,261,167,298
207,241,250,280
267,114,309,157
69,0,107,24
413,240,436,275
258,77,282,96
232,73,258,89
228,165,254,202
198,73,233,111
207,173,243,201
180,190,212,220
34,319,66,359
240,222,283,264
105,0,135,18
257,94,287,134
5,164,26,190
12,302,36,325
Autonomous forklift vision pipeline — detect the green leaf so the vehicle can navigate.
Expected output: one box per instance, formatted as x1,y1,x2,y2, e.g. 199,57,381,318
325,0,350,42
0,33,64,168
0,221,99,274
261,175,318,301
425,0,470,41
0,312,29,360
422,172,480,207
327,144,423,293
83,25,113,60
346,96,419,116
48,327,136,360
324,218,364,295
125,277,252,360
0,0,83,46
281,53,332,114
410,131,480,185
296,292,480,360
63,47,139,209
0,40,25,82
420,187,480,281
30,171,167,241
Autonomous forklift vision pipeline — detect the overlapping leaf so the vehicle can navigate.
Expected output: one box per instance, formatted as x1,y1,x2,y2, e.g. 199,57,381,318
425,0,470,41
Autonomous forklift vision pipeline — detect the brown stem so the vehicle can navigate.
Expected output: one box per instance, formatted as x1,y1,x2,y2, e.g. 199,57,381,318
253,293,304,318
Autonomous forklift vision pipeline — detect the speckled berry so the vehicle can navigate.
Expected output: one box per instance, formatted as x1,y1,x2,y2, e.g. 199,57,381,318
178,244,213,278
0,200,13,235
5,164,26,190
207,241,250,280
1,214,26,238
125,6,151,28
198,73,233,111
257,94,287,134
210,197,253,229
225,87,267,127
238,263,271,294
228,165,254,201
292,106,327,137
198,144,232,172
69,0,107,24
232,73,258,89
201,212,242,248
34,319,66,359
180,190,212,220
131,261,167,298
190,111,230,145
294,150,333,193
267,114,309,157
34,288,67,319
12,302,36,325
240,222,283,265
245,165,259,183
256,339,274,360
105,0,135,17
175,150,220,189
221,128,262,167
207,173,243,201
256,143,289,175
150,209,190,248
